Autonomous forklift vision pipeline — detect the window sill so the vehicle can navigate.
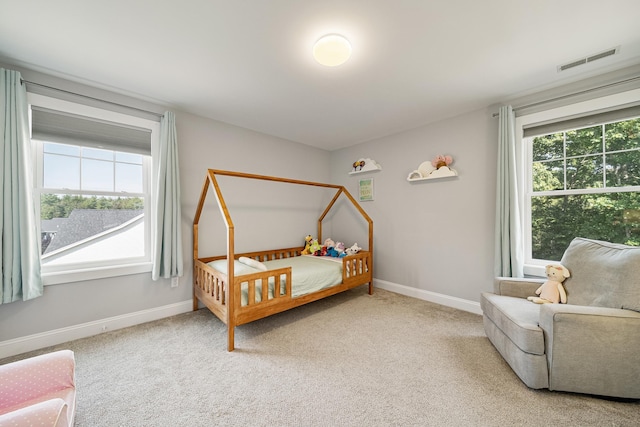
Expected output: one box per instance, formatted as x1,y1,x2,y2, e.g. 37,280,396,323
43,262,153,286
523,264,546,278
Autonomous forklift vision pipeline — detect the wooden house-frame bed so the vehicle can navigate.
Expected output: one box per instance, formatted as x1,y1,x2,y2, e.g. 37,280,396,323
193,169,374,351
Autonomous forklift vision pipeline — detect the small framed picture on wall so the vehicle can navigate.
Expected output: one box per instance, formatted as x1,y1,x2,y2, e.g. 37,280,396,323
359,178,374,202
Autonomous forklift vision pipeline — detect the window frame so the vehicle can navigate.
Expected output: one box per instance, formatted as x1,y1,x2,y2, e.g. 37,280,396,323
515,88,640,277
28,93,159,285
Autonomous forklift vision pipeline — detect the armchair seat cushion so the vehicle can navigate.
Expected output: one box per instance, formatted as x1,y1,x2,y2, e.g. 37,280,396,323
0,388,75,418
0,399,69,427
480,293,544,355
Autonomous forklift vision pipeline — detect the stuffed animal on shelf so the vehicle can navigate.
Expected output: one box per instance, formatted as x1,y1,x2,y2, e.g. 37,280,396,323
527,264,570,304
345,243,362,256
431,154,453,169
301,235,313,255
352,160,366,172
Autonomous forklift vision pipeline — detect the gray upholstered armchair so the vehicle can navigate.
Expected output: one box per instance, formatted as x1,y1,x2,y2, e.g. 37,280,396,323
481,238,640,399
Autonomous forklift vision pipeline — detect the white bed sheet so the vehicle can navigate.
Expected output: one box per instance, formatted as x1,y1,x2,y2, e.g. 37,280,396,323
207,256,343,306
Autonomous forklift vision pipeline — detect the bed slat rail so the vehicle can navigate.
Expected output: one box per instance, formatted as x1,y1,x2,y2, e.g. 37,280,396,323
236,247,303,262
236,267,293,307
194,259,228,322
342,251,371,286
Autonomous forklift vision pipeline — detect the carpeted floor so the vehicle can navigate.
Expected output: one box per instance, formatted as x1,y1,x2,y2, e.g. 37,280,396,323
2,287,638,426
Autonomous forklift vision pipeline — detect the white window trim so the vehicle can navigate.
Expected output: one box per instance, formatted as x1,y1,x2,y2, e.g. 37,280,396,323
28,93,160,285
515,88,640,277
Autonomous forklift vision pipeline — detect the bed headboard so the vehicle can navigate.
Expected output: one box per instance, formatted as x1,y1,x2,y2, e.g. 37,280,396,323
193,169,373,271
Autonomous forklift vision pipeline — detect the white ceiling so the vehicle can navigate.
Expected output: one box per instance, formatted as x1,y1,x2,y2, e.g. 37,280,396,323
1,0,640,151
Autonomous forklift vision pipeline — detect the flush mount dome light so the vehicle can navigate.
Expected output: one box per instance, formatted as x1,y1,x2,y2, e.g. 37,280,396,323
313,34,352,66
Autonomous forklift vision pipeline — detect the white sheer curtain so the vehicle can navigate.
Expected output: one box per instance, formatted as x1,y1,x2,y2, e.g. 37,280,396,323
152,111,183,280
494,105,524,278
1,69,43,303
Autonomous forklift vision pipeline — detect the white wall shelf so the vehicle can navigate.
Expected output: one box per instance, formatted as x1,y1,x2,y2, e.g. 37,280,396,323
407,161,458,181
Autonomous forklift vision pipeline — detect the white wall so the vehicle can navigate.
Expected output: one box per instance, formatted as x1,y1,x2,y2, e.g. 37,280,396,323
330,107,498,309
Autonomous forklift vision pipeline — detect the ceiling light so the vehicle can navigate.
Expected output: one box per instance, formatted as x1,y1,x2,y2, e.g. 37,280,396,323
313,34,352,67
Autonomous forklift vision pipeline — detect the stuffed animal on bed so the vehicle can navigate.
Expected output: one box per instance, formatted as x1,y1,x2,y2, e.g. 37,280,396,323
345,243,362,256
309,239,323,256
322,238,339,257
326,246,340,257
301,235,313,255
527,264,570,304
335,242,346,257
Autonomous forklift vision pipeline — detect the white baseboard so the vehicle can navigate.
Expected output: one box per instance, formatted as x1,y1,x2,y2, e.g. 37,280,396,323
374,279,482,315
0,300,193,359
1,283,480,359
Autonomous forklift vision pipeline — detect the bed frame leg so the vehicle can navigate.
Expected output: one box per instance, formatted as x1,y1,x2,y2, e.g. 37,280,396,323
227,326,235,352
368,282,373,295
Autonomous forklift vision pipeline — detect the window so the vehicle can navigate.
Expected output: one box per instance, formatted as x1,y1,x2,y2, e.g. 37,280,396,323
28,94,159,284
518,89,640,274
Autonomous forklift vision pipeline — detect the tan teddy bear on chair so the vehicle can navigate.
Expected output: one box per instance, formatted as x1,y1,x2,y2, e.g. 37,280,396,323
527,264,570,304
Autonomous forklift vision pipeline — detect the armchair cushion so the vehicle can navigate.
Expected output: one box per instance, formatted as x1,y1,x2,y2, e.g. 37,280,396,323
561,237,640,311
0,398,69,427
480,293,544,355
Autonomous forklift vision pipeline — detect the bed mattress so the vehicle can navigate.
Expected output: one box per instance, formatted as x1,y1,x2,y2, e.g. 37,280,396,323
207,255,343,305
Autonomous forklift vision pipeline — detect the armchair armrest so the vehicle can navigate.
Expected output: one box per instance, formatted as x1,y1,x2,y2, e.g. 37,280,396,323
539,304,640,398
0,398,69,427
0,350,75,411
494,277,544,299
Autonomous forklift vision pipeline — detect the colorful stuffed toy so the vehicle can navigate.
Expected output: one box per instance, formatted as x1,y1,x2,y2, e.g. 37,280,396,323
308,239,323,256
301,235,313,255
335,242,346,257
527,264,570,304
326,247,340,257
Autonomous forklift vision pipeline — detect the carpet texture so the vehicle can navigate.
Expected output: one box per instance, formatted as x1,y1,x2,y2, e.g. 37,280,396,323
2,287,638,426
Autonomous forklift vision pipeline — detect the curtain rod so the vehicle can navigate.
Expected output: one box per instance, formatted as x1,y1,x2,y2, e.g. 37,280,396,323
20,79,165,119
492,75,640,117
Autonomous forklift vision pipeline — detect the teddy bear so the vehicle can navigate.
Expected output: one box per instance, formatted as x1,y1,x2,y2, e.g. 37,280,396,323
527,264,570,304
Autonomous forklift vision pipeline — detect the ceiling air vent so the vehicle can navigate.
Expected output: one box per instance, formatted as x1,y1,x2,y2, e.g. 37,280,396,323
557,46,620,72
